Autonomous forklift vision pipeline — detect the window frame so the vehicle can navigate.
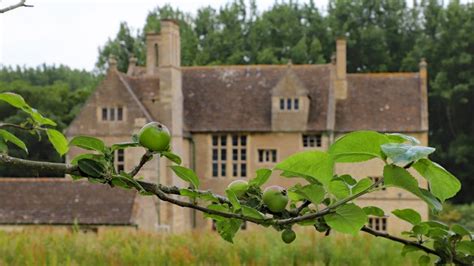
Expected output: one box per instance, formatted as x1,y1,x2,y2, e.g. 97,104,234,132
302,134,322,148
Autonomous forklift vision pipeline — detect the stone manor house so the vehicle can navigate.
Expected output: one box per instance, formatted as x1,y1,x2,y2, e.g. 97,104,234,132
0,20,429,234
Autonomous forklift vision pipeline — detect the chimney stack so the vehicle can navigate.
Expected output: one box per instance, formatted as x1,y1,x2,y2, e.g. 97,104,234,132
335,38,348,99
146,32,160,75
108,55,117,72
127,55,138,75
419,58,428,131
159,19,181,67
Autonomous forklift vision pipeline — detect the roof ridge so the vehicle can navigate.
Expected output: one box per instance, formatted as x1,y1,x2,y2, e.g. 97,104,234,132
182,64,331,70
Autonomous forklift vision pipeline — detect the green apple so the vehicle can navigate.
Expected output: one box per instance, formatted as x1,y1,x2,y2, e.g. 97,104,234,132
263,185,288,212
281,229,296,244
227,180,249,198
138,122,171,152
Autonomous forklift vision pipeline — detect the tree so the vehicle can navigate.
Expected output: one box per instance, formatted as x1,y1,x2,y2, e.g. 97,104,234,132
0,91,472,265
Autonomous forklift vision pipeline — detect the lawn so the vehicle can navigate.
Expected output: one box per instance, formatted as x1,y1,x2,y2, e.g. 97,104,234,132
0,228,430,265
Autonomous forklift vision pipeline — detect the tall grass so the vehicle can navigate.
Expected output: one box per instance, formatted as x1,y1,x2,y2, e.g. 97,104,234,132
0,228,430,266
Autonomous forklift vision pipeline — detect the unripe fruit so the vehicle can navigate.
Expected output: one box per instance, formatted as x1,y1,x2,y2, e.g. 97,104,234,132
263,186,288,213
281,229,296,244
138,122,171,152
227,180,249,198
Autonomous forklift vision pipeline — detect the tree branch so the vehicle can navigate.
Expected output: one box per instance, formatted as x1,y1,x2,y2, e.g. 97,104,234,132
0,154,464,264
0,0,33,14
361,226,464,265
0,123,34,131
128,151,153,177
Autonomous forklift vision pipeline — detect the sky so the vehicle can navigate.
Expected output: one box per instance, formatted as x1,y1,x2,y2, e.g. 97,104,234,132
0,0,329,71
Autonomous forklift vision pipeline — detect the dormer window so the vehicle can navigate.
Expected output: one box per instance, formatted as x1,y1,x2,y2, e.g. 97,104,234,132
100,106,125,122
279,98,300,111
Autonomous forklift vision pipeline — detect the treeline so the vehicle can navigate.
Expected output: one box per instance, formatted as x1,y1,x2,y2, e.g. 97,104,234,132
0,65,98,176
0,0,473,203
97,0,474,203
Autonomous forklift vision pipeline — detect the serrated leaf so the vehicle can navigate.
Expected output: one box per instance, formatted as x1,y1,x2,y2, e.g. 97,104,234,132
392,209,422,225
363,206,385,217
249,168,272,187
46,129,69,156
77,158,106,178
161,151,182,165
324,203,367,235
298,184,325,205
352,177,373,194
226,189,241,211
275,151,333,186
241,206,265,220
329,179,350,199
381,143,435,166
383,164,442,211
329,131,390,163
70,136,106,153
386,133,421,145
412,159,461,202
215,218,242,243
0,129,27,153
170,166,200,189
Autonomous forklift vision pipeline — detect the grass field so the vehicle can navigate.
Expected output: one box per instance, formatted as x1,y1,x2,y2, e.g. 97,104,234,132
0,228,430,265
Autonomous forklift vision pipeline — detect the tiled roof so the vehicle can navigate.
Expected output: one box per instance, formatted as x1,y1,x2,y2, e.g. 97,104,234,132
336,73,423,132
182,65,332,132
0,179,137,226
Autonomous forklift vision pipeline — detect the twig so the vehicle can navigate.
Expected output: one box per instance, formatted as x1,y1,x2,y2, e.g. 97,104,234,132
128,151,153,177
0,0,33,14
0,123,34,131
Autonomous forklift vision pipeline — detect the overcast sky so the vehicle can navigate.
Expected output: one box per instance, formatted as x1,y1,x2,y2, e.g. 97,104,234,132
1,0,471,71
0,0,330,71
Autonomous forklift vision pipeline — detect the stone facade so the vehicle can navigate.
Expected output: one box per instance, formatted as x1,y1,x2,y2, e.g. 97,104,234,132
66,20,429,235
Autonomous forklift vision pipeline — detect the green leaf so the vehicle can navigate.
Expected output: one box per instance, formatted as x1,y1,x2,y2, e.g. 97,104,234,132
324,203,367,235
170,166,199,189
339,174,357,186
70,153,106,165
179,189,220,203
241,206,265,220
392,209,422,225
111,142,140,151
383,164,442,211
451,224,471,239
0,92,29,109
225,189,241,211
161,151,182,165
204,204,231,221
386,133,421,145
352,177,374,194
329,131,390,163
363,206,385,217
401,244,422,256
412,159,461,202
0,129,27,153
329,180,350,199
381,143,435,166
298,184,325,205
456,241,474,255
412,223,430,235
77,158,107,178
215,218,242,243
46,129,69,156
249,168,272,187
28,109,56,126
70,136,106,153
418,255,430,266
275,151,333,186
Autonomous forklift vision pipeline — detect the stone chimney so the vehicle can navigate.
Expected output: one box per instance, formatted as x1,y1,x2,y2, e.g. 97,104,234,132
159,19,181,67
146,32,160,75
419,58,428,131
334,38,347,100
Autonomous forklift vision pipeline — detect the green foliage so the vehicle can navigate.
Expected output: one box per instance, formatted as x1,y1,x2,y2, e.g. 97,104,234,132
392,209,422,226
329,131,390,163
275,151,333,186
324,203,367,235
170,165,200,189
0,229,431,266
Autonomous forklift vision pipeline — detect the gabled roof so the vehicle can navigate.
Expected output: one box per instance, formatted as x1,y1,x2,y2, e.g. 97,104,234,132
182,65,332,132
0,179,137,226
